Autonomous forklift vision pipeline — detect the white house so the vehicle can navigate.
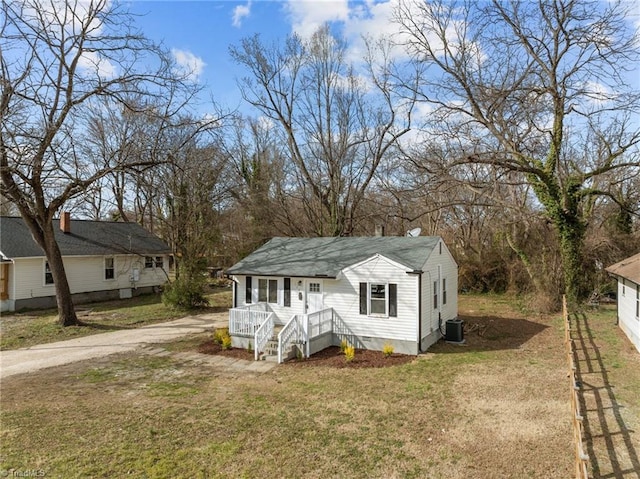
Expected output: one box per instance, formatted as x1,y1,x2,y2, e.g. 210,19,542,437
226,236,458,361
606,253,640,353
0,214,172,312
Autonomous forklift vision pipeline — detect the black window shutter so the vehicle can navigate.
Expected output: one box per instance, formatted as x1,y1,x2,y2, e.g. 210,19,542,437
284,278,291,307
359,282,367,315
245,276,252,304
389,283,397,317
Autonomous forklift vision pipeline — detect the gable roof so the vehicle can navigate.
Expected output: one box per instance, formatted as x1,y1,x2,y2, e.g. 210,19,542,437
0,216,171,259
226,236,442,278
606,252,640,285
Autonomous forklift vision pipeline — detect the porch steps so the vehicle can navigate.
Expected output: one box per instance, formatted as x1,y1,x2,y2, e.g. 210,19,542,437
259,330,297,362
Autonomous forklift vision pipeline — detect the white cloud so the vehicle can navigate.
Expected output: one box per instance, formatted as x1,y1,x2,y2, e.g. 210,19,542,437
171,48,206,81
285,0,350,38
232,1,252,28
77,50,117,79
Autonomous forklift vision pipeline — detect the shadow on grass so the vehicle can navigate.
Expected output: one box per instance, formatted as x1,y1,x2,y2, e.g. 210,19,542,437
573,312,640,479
430,313,548,353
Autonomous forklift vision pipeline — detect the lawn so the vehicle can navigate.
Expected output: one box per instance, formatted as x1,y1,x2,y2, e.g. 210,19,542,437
0,287,232,350
1,294,637,478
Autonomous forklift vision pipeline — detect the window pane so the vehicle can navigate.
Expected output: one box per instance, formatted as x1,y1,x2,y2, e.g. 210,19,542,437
145,256,154,268
155,256,163,268
370,298,386,315
268,279,277,303
258,279,267,302
433,280,438,309
370,284,386,315
442,278,447,305
370,283,385,299
105,258,115,280
309,282,320,293
45,262,54,284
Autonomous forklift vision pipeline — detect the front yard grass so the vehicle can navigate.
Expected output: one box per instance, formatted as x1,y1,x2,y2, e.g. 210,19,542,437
0,293,589,478
0,286,232,350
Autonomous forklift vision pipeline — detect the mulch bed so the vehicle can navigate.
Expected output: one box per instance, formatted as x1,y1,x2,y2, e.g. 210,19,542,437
284,346,416,368
196,342,415,368
197,341,255,360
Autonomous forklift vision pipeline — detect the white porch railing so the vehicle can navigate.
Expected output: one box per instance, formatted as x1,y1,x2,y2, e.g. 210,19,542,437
278,314,303,364
277,308,335,363
229,303,272,337
254,312,274,361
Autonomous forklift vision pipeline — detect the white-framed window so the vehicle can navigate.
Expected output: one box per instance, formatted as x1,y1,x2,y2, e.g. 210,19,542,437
370,283,387,315
359,282,397,317
44,261,54,285
145,256,154,269
443,278,447,305
104,257,115,280
309,282,321,293
258,278,278,304
155,256,164,269
433,280,438,309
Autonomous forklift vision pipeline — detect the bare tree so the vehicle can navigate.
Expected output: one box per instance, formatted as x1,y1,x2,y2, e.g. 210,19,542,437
230,25,417,236
395,0,640,303
0,0,193,325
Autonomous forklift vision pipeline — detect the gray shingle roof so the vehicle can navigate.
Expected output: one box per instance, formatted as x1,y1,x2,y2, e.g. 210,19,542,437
0,216,171,259
226,236,442,277
606,252,640,284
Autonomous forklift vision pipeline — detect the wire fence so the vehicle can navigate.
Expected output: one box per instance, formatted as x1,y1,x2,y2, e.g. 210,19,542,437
563,295,590,479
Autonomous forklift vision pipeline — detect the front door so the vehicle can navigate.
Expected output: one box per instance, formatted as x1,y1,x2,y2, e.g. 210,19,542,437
306,280,323,313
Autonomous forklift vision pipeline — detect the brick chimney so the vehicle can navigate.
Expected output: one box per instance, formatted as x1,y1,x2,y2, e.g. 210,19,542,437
60,211,71,234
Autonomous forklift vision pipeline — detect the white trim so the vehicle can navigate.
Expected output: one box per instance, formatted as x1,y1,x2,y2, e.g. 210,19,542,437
341,253,413,275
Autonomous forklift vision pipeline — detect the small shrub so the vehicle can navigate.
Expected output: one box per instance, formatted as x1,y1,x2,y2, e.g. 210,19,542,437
344,344,355,362
221,335,232,350
213,328,230,345
382,343,394,358
340,339,348,353
162,275,209,309
247,341,253,353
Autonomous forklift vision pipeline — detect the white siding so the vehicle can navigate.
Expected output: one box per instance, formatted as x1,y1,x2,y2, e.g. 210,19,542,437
617,278,640,353
236,275,305,325
325,255,419,343
12,254,169,300
421,239,459,338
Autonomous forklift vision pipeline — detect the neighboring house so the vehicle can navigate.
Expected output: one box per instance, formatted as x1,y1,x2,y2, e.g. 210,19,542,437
0,214,172,312
606,253,640,353
226,236,458,361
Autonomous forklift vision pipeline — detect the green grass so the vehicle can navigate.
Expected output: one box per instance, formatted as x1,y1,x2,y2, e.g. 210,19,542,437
0,287,232,350
0,293,583,478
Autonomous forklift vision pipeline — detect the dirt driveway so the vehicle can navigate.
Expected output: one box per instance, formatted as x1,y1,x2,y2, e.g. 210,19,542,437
0,313,228,379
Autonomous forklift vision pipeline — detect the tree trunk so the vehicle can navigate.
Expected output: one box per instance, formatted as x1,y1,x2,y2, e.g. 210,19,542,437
26,218,80,327
557,216,587,305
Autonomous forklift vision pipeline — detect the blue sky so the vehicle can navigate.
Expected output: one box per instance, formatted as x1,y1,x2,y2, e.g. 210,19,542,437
122,0,640,119
127,1,285,111
126,0,403,113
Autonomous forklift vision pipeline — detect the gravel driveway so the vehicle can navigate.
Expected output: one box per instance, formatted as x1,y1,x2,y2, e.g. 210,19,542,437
0,313,228,379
